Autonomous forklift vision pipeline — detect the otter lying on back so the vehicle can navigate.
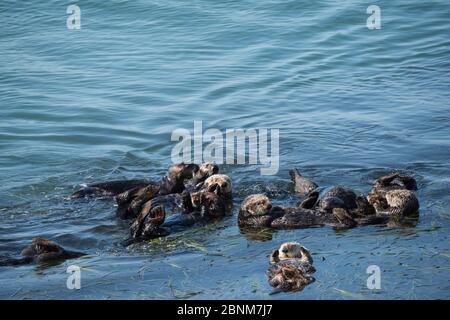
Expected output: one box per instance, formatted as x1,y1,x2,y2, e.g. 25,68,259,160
115,163,223,220
71,163,200,199
122,167,232,245
238,194,384,230
239,170,419,231
367,172,419,217
0,238,85,266
124,190,228,245
267,242,316,294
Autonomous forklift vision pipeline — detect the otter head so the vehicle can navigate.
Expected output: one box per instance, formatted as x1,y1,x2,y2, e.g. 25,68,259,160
193,163,219,185
190,191,203,209
240,194,272,216
21,237,63,257
203,174,232,199
238,194,284,227
385,189,419,216
318,196,346,213
21,237,85,263
277,242,313,264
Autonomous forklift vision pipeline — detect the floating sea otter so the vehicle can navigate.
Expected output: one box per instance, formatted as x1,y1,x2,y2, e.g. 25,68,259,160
125,190,227,245
367,172,419,217
116,167,230,220
124,171,232,245
71,163,201,200
239,169,419,230
0,237,85,266
72,162,232,245
267,242,316,294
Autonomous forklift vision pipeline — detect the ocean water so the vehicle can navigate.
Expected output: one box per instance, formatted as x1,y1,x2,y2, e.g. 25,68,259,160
0,0,449,299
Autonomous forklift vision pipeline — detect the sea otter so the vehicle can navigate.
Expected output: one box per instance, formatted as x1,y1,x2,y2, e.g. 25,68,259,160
202,174,232,199
71,163,199,199
238,194,387,230
267,242,316,294
0,237,85,266
125,191,227,245
367,172,419,217
121,170,232,245
290,168,375,218
114,163,222,220
289,168,318,195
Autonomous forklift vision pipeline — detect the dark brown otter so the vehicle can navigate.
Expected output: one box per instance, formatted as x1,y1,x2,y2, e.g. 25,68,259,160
192,163,219,187
117,171,232,221
125,191,227,245
113,163,200,219
0,237,85,266
238,194,388,231
116,184,161,219
71,179,152,199
291,169,376,218
289,168,318,195
71,163,199,199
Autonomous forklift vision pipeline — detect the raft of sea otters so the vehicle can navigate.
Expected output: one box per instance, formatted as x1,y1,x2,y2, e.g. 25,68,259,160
0,163,420,293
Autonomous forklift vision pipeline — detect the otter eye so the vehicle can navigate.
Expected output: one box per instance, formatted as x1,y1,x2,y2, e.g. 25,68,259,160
282,249,288,254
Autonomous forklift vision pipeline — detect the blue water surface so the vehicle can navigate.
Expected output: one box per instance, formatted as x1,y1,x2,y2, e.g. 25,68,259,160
0,0,449,299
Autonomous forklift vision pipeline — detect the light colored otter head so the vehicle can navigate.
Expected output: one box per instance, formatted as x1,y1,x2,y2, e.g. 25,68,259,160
240,194,272,216
385,189,419,216
203,174,232,198
278,242,313,264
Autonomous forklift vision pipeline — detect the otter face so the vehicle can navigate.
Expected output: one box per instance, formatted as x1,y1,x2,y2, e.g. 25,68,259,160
21,237,63,257
278,242,313,264
190,191,202,209
200,192,226,218
194,163,219,184
190,191,225,218
240,194,272,216
203,174,232,198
